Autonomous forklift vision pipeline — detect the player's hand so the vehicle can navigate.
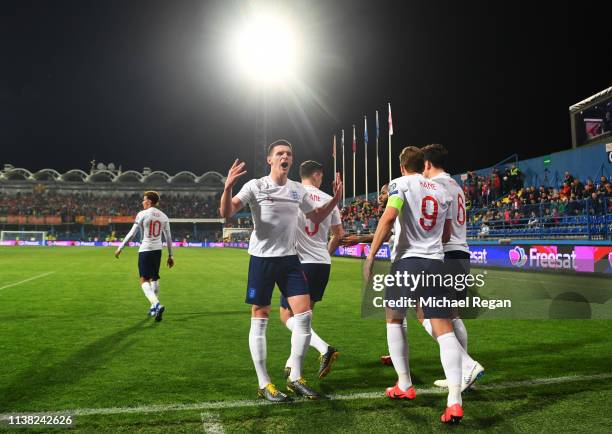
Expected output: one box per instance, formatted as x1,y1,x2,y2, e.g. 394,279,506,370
363,256,375,283
114,249,121,259
225,159,247,190
167,257,174,268
340,234,361,246
332,172,343,203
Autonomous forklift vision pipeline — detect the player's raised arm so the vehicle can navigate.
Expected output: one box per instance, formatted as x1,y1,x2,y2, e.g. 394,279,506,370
115,222,140,258
219,159,248,219
306,173,343,225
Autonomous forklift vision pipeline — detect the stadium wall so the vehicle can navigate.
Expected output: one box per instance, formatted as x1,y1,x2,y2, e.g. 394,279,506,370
454,142,611,187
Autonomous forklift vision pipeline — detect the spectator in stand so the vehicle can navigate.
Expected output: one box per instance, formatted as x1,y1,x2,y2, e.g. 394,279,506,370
564,171,574,185
597,175,609,194
571,178,584,197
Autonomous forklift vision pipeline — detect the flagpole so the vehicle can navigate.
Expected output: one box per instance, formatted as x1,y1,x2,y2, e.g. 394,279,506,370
388,102,393,183
352,124,356,199
341,129,346,207
376,110,380,195
364,115,368,201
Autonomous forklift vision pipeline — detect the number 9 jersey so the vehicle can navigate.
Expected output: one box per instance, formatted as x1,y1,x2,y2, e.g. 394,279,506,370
387,174,452,261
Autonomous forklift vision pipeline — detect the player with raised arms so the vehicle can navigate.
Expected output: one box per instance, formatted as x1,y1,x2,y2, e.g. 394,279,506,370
220,140,342,402
280,160,344,380
115,191,174,322
363,146,470,424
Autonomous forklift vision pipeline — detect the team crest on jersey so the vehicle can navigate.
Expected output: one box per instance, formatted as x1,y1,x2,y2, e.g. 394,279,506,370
290,190,300,201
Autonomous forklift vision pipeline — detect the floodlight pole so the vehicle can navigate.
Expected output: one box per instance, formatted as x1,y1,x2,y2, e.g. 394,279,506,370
254,91,269,177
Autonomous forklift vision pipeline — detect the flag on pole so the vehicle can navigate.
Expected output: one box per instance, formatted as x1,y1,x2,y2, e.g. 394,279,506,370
341,129,346,207
332,134,336,158
332,134,337,174
352,124,356,199
388,102,393,183
376,110,380,195
364,115,368,200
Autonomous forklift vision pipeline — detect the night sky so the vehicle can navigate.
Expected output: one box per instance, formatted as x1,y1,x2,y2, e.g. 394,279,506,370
1,0,609,194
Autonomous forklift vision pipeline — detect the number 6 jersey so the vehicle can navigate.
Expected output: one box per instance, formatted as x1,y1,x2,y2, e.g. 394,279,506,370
296,184,341,264
387,174,452,261
430,172,469,254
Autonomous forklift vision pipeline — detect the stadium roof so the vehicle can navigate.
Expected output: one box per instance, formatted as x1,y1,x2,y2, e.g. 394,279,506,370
569,85,612,113
0,165,226,186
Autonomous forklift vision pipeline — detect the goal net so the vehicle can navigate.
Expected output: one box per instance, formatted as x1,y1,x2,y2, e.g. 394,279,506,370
222,227,252,242
0,231,47,243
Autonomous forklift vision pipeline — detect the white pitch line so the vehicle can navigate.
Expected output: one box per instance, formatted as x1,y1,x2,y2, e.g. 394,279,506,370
201,412,225,434
0,271,56,291
0,372,610,420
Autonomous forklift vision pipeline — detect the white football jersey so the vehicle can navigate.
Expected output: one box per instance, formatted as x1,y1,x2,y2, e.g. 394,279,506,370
296,184,341,264
119,207,172,253
236,176,317,257
431,172,469,253
387,174,452,261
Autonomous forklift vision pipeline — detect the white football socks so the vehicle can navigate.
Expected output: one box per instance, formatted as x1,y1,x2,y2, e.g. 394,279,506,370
151,280,160,295
452,318,475,369
249,318,271,389
285,315,329,358
141,282,159,306
423,318,475,371
287,311,312,382
437,332,463,407
387,323,412,390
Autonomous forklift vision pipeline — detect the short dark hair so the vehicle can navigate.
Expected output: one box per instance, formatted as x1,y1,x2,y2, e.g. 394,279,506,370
299,160,323,179
421,143,448,170
399,146,424,173
144,191,160,205
267,139,293,156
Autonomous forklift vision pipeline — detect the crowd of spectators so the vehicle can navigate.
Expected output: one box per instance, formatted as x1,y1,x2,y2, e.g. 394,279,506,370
0,191,221,220
468,173,612,230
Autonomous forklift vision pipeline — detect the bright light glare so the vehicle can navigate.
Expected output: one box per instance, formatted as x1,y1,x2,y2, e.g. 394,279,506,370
230,11,300,85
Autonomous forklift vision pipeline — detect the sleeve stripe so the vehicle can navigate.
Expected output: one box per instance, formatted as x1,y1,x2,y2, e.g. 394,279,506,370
387,196,404,210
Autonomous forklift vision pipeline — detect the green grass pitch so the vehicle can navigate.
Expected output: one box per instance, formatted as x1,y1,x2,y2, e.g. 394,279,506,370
0,247,611,433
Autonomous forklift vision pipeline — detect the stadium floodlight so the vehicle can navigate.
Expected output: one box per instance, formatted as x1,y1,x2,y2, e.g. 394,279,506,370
229,8,302,86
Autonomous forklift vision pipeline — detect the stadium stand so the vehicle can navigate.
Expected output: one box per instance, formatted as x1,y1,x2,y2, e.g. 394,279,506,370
0,163,226,242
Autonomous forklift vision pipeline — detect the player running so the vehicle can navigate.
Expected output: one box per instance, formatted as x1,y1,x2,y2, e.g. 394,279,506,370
219,139,342,402
421,144,484,391
363,146,469,424
280,160,344,380
115,191,174,322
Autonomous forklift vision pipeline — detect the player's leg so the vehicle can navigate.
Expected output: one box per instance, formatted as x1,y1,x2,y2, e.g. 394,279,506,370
138,252,159,317
246,256,288,402
302,263,338,379
425,259,465,424
430,252,483,389
383,257,416,399
151,250,164,321
280,256,319,399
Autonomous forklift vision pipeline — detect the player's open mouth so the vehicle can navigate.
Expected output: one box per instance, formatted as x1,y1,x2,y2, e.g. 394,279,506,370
281,162,289,168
